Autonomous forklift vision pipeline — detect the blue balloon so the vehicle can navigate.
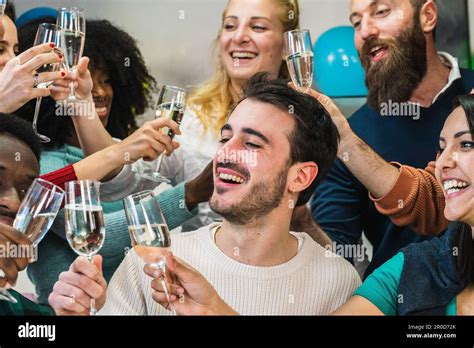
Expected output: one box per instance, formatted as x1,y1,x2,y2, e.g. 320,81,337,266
314,26,368,97
16,7,58,28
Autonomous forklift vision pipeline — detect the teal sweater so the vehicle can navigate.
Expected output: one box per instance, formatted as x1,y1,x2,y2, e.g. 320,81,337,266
28,144,196,304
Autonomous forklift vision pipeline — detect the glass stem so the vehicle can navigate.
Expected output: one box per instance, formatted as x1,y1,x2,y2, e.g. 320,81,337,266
32,97,43,133
158,261,176,315
69,81,75,99
155,154,164,173
87,255,97,315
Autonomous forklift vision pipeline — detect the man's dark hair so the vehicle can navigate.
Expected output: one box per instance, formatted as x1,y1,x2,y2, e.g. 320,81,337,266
410,0,437,40
242,73,340,206
16,18,157,148
4,1,16,21
0,114,42,161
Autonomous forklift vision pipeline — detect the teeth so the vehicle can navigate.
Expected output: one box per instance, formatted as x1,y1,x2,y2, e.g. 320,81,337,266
96,107,107,113
443,180,470,192
232,52,257,59
371,46,386,56
219,173,245,184
447,188,461,195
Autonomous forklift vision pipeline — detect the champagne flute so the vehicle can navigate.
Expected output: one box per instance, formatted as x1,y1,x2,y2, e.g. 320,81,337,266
123,190,176,314
0,178,65,303
139,85,187,183
284,29,314,92
31,23,65,143
64,180,105,315
56,7,86,104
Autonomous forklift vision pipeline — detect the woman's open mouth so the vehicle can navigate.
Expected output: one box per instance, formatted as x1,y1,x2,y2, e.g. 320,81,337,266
230,51,258,64
95,105,109,118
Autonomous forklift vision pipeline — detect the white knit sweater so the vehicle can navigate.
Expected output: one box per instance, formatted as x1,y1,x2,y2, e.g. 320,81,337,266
99,223,361,315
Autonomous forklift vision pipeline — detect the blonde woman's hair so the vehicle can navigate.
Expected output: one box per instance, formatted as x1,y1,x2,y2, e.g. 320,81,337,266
187,0,300,137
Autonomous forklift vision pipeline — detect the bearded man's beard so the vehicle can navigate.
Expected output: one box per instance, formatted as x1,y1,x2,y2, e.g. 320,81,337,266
360,17,427,112
210,164,288,226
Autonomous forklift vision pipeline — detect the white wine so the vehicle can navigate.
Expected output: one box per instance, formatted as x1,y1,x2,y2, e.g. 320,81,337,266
286,51,314,91
65,204,105,257
129,224,171,264
128,223,171,248
63,29,85,70
156,102,184,139
13,212,57,246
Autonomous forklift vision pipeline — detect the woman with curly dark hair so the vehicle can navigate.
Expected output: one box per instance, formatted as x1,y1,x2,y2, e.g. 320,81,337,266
16,18,156,145
14,18,200,306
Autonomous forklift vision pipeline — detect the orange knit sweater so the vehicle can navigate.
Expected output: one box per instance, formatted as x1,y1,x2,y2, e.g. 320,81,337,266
369,162,448,235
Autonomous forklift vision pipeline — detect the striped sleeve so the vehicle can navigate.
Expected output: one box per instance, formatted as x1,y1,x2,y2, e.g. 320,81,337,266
40,164,77,189
370,162,447,235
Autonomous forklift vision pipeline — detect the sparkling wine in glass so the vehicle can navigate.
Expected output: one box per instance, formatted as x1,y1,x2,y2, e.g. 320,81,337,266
56,7,86,104
123,190,175,314
284,29,314,92
64,180,105,315
31,23,65,143
139,85,187,184
0,178,64,303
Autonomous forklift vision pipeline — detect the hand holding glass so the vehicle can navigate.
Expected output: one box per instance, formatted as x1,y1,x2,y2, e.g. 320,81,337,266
31,23,65,143
0,178,64,303
123,190,175,314
64,180,105,315
139,85,187,183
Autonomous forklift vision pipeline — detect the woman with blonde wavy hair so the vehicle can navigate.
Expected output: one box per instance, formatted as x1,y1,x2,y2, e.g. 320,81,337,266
151,0,301,230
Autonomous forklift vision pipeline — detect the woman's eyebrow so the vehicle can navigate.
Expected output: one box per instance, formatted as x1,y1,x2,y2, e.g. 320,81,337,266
453,130,472,138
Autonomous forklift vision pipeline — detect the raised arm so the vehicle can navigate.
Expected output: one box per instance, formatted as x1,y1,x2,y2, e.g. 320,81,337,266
301,87,399,199
40,117,180,187
49,57,116,155
303,87,445,236
370,161,447,235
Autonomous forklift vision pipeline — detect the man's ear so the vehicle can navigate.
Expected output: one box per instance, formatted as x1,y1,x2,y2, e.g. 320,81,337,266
420,0,437,35
288,162,318,194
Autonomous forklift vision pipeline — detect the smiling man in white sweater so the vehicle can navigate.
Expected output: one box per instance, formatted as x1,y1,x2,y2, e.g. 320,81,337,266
50,73,361,315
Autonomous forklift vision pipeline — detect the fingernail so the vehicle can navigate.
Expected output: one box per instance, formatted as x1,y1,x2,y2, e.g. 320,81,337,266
61,72,66,77
153,270,161,278
58,54,63,59
49,43,55,48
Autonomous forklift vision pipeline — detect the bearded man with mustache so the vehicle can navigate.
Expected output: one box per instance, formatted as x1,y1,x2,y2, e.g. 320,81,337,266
311,0,474,280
